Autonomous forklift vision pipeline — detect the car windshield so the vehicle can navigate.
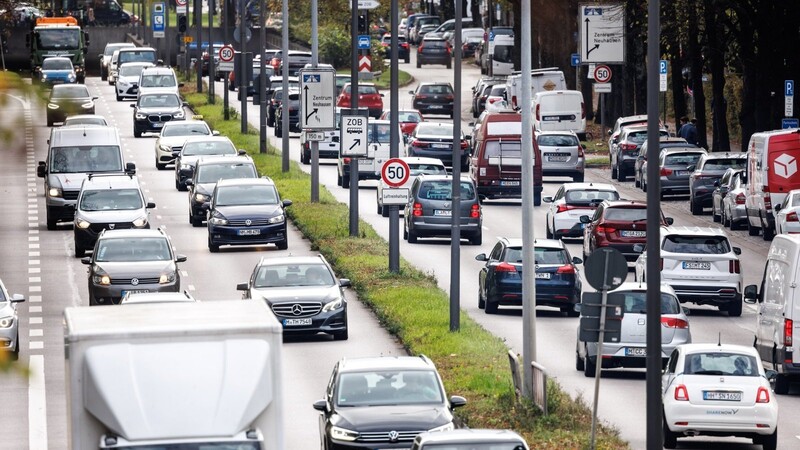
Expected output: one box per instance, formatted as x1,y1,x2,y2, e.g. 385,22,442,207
140,74,176,88
420,84,453,95
345,85,378,95
105,44,133,56
42,59,72,70
538,134,580,147
419,180,476,200
603,207,647,221
196,163,256,183
215,184,278,206
336,370,443,406
139,94,181,108
683,352,759,377
113,442,259,450
161,123,210,137
36,28,80,50
565,190,619,205
484,141,521,160
664,152,703,166
397,112,421,123
368,123,391,143
183,141,235,156
95,237,171,262
615,292,680,314
64,117,106,126
627,130,668,143
50,146,122,173
253,263,334,288
51,85,90,98
417,124,454,137
702,157,746,170
408,163,445,176
119,64,148,77
80,189,142,211
662,235,731,254
119,50,157,65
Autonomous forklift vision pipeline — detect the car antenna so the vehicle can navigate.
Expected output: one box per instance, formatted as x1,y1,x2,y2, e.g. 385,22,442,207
83,127,88,137
718,332,722,347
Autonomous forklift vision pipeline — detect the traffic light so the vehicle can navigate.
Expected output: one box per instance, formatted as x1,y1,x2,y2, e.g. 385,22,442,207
358,15,367,33
178,15,187,33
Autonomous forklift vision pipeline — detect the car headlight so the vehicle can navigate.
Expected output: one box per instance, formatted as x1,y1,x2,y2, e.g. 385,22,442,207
174,110,185,119
47,103,59,110
159,144,172,153
428,422,455,433
208,215,228,225
322,297,344,312
92,274,111,286
81,101,94,109
267,214,285,224
41,74,48,80
159,272,177,284
76,219,91,229
194,193,210,203
135,112,147,120
132,216,148,228
48,187,63,198
68,74,76,82
0,316,14,328
330,426,359,442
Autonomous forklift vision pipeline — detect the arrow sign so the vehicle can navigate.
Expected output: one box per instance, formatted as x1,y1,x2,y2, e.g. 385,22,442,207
580,4,624,64
349,0,380,9
349,139,361,151
299,68,336,130
340,114,368,157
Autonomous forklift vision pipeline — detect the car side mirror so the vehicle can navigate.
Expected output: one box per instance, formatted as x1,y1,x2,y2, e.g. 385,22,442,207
179,83,185,87
172,151,181,158
130,103,136,108
238,149,247,155
236,283,249,291
607,130,612,136
126,162,136,175
475,253,488,261
579,215,590,224
339,278,351,287
713,180,720,187
572,256,583,265
743,284,759,303
733,247,741,255
175,254,188,263
10,294,25,303
81,257,91,265
449,395,467,408
185,180,194,187
666,217,674,225
774,204,782,212
183,102,189,107
468,122,475,127
212,130,220,136
37,161,46,178
765,369,778,382
633,243,644,253
542,196,553,203
282,199,293,207
408,90,414,95
146,202,156,209
682,307,691,316
688,165,696,171
312,399,327,412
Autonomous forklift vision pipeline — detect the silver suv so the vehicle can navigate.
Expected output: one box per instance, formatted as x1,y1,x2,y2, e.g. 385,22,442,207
82,229,187,306
73,174,155,257
403,175,482,245
537,131,585,182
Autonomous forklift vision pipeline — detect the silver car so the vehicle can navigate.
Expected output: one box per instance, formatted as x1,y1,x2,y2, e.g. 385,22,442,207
537,131,585,182
0,278,25,360
575,282,691,377
642,147,707,199
404,175,482,245
718,169,747,230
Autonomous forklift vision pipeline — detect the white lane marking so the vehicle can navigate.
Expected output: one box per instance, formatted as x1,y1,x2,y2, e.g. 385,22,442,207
29,329,43,337
29,259,40,265
27,216,37,221
29,295,41,303
188,284,196,291
28,267,41,274
28,355,48,450
29,251,40,257
30,317,43,325
29,286,41,293
29,342,44,350
29,243,39,249
28,277,41,283
180,270,188,277
28,236,39,242
28,229,39,234
29,306,42,313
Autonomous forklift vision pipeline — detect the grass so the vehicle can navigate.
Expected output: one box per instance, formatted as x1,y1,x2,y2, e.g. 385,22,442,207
337,68,414,89
179,79,629,449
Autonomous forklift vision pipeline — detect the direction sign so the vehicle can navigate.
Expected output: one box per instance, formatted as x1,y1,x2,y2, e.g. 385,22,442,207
358,35,371,50
217,45,234,72
349,0,380,9
783,118,799,129
299,68,336,130
579,4,625,64
381,158,411,188
176,0,187,14
340,114,368,157
593,65,612,83
152,2,165,39
571,53,580,67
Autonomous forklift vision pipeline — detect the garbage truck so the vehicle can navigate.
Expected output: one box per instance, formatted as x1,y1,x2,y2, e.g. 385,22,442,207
64,300,284,449
27,17,89,83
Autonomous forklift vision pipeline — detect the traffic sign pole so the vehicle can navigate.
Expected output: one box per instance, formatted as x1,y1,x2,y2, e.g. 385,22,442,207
389,0,399,273
208,1,215,105
310,0,320,201
349,0,359,237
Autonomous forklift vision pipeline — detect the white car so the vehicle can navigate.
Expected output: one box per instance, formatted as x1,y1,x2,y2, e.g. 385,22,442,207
662,343,778,450
115,62,154,101
774,188,800,235
542,182,619,240
376,157,447,217
634,226,743,316
153,120,217,170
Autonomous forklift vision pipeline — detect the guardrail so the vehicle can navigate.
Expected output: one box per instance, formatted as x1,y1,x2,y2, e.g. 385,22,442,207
507,350,548,415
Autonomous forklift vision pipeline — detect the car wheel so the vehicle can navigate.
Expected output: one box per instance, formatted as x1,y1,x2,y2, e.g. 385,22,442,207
404,56,410,63
342,173,350,189
617,165,627,182
573,173,584,182
101,70,107,81
276,238,288,250
690,199,702,215
634,174,640,187
47,116,53,127
446,61,452,69
774,374,790,395
333,329,348,341
11,334,19,360
748,215,760,236
417,59,421,68
562,305,579,317
156,161,166,171
760,428,778,450
642,178,647,192
407,227,418,243
762,218,775,241
469,233,482,246
727,298,742,317
484,297,498,314
208,236,220,253
712,204,721,222
46,213,57,231
275,124,283,137
74,241,84,258
534,193,541,207
546,223,553,239
662,416,678,449
134,127,142,138
403,225,408,240
575,344,585,371
190,215,202,227
478,285,485,309
610,163,618,179
381,205,390,218
336,172,342,187
116,92,122,101
583,352,596,377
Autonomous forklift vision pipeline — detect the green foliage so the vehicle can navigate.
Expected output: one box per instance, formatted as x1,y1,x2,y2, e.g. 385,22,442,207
318,25,353,69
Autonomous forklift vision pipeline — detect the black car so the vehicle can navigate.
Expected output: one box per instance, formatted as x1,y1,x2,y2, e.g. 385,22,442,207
379,34,410,63
410,82,454,117
173,136,242,191
688,152,747,215
312,355,467,449
266,87,286,127
476,237,582,315
406,122,470,170
46,84,97,126
131,92,186,138
237,254,349,339
204,178,291,251
471,77,505,118
417,36,451,69
186,156,259,226
274,89,301,137
269,50,312,77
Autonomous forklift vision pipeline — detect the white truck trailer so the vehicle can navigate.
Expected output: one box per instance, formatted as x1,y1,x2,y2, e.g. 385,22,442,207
64,300,284,450
505,68,566,111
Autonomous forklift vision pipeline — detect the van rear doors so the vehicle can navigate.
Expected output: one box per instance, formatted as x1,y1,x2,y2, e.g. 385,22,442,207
533,90,585,134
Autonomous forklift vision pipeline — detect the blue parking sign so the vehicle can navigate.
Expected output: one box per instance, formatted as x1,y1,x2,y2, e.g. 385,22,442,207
571,54,580,67
786,80,795,97
660,60,667,75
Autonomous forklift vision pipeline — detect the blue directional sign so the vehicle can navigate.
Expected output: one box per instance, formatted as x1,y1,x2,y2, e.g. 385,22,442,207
660,60,668,74
571,53,580,67
152,2,165,38
786,80,795,97
358,35,371,50
584,7,603,15
783,118,799,129
303,74,321,83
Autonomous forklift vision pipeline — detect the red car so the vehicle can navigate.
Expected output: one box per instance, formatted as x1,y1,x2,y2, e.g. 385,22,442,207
580,200,673,262
380,109,424,136
336,82,384,118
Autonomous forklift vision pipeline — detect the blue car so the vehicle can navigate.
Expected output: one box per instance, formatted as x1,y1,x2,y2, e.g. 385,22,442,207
205,177,291,252
40,57,76,86
476,237,583,316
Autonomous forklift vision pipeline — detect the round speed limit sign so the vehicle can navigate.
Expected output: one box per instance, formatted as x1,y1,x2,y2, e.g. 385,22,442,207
593,64,612,83
381,158,411,188
218,45,234,63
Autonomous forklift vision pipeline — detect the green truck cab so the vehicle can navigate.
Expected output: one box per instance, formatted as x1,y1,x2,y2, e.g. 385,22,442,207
26,17,89,83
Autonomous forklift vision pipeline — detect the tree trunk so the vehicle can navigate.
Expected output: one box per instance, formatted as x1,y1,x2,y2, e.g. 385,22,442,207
704,0,729,152
687,1,708,148
470,0,481,26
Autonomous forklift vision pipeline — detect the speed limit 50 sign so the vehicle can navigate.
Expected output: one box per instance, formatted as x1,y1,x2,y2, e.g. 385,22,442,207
217,45,235,72
593,65,612,83
381,158,411,187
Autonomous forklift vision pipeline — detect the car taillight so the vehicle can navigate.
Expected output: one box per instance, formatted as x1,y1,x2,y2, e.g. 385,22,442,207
556,204,573,213
660,258,664,271
495,262,517,272
661,317,689,329
413,202,423,217
556,265,575,274
535,104,540,121
411,140,428,148
578,145,585,158
756,386,770,403
415,94,428,99
511,95,517,106
596,225,616,234
418,43,424,51
343,157,351,164
674,384,689,401
789,212,799,222
660,167,673,177
764,188,772,210
461,140,469,149
445,94,454,100
735,193,746,205
619,143,637,151
729,260,741,274
488,97,500,104
785,318,793,346
470,203,480,218
401,43,409,49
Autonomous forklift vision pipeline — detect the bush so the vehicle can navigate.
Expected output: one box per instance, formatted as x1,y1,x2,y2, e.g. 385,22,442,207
319,26,352,69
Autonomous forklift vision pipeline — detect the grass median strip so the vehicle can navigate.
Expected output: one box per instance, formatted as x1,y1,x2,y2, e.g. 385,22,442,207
181,83,628,449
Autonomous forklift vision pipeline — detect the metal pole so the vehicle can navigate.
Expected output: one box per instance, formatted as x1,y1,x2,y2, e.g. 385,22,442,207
448,0,463,331
310,0,319,201
166,6,171,67
520,0,537,397
195,0,202,92
224,0,229,120
645,0,663,448
143,0,149,44
589,251,612,450
239,0,247,133
388,0,399,272
487,0,492,76
259,0,267,153
348,0,359,236
208,0,215,103
281,0,289,171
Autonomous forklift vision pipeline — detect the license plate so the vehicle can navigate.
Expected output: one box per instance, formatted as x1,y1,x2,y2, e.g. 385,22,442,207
703,391,742,401
620,230,646,237
434,209,452,216
429,105,443,109
501,180,520,186
432,143,450,149
283,318,312,326
542,115,560,121
625,347,647,356
535,272,551,279
548,155,569,162
676,170,689,176
238,229,261,236
152,122,164,128
121,290,149,296
683,261,711,270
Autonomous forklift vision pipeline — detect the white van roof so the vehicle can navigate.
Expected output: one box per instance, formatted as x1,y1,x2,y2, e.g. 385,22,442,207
767,234,800,265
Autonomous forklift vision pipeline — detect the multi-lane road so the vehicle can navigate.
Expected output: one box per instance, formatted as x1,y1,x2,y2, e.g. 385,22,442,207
1,49,798,450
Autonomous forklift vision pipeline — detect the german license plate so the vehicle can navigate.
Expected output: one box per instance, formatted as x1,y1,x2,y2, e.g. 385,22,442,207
238,229,261,236
676,170,690,176
703,391,742,401
620,230,646,237
625,347,647,356
283,318,312,326
542,115,560,121
501,180,520,186
548,155,569,162
429,104,443,109
683,261,711,270
121,290,149,296
152,122,163,128
432,143,450,149
535,272,551,279
434,209,452,216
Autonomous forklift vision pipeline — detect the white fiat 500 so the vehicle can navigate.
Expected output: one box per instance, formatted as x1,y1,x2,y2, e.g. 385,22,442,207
543,182,619,240
662,343,778,450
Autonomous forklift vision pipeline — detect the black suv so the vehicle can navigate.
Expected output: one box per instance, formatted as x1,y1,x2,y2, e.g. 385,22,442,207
274,89,301,137
417,36,452,69
410,82,455,118
688,152,747,215
313,355,466,449
131,92,186,137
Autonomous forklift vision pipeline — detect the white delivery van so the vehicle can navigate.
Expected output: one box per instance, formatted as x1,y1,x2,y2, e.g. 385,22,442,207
744,233,800,394
64,301,284,449
744,128,800,240
532,90,585,137
490,34,514,76
505,68,566,111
